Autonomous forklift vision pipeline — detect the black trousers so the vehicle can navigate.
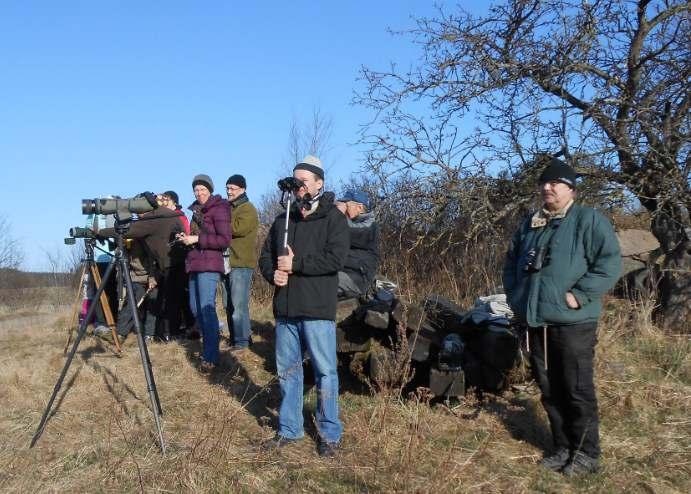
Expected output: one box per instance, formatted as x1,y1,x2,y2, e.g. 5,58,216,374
116,281,156,338
528,322,600,458
158,265,186,338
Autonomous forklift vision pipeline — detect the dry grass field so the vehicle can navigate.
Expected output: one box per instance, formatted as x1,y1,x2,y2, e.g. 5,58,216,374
0,294,689,493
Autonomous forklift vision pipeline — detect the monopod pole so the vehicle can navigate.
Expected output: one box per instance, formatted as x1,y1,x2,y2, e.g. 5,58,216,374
282,192,292,255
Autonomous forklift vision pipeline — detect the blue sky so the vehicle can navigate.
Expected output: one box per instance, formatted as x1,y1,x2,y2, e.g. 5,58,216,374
0,1,486,271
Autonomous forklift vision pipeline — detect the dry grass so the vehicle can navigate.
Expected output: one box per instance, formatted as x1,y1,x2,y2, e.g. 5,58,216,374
0,296,689,493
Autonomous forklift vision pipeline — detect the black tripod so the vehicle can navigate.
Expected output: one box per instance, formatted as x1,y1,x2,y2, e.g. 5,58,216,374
63,236,122,353
31,219,166,453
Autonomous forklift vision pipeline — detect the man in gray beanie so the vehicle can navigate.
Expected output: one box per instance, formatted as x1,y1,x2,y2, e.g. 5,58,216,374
259,155,349,457
503,156,621,476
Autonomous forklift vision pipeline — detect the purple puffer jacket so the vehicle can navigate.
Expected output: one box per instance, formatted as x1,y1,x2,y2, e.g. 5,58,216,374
185,194,231,273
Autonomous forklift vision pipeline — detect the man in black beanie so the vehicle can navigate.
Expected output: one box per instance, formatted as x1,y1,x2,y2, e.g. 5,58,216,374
222,174,259,351
503,156,621,476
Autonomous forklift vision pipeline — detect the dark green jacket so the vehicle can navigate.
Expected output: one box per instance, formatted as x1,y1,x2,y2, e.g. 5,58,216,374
229,195,259,268
502,203,622,327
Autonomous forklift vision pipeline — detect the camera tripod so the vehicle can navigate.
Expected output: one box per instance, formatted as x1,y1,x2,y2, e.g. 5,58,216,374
31,220,166,453
63,238,121,354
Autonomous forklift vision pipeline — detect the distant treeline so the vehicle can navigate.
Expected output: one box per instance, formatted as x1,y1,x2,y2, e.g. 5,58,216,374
0,269,73,290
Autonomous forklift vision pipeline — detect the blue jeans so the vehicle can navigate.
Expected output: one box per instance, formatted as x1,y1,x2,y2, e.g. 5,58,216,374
221,268,254,347
189,272,221,364
275,318,342,443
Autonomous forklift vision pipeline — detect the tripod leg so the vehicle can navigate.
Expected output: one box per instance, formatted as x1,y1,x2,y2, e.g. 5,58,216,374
31,260,117,448
63,264,87,354
90,264,121,353
121,265,166,454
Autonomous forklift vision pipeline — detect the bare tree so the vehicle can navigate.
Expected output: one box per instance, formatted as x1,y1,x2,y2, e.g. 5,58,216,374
356,0,690,328
0,214,24,271
258,107,335,224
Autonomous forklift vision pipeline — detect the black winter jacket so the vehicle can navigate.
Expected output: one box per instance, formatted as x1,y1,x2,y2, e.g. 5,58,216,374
259,192,350,320
342,212,379,294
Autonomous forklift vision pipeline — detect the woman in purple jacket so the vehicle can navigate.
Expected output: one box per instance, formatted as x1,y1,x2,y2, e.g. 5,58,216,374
178,174,231,371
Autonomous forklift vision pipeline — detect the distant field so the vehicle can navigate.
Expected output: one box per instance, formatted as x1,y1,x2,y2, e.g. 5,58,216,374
0,297,689,493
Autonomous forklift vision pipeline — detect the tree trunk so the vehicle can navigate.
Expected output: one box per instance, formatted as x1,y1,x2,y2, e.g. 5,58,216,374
651,210,691,332
657,239,691,332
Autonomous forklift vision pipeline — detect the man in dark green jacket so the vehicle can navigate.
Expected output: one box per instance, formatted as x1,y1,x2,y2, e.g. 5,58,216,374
503,157,621,476
223,174,259,350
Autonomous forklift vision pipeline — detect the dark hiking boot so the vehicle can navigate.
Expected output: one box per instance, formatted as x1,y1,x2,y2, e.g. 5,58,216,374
317,440,340,458
261,434,301,451
540,448,570,471
562,451,600,476
199,361,216,374
93,325,110,337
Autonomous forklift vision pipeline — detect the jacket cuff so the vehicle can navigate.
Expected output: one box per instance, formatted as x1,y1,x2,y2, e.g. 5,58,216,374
292,256,302,273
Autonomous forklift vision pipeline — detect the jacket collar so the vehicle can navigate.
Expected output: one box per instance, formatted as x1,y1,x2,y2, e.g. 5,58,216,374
188,194,223,212
231,193,249,208
289,191,335,221
531,199,575,228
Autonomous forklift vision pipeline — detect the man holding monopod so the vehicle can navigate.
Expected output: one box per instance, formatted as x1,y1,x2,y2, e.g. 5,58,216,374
503,157,621,476
258,155,349,457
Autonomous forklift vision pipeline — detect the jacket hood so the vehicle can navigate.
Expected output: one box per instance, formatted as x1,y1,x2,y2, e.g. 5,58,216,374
348,210,376,228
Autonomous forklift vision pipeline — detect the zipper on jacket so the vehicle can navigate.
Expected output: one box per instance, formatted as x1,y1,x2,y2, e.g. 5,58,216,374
543,324,548,371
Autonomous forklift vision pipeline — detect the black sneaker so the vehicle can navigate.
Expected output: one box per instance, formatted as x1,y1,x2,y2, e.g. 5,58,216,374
562,451,599,476
317,440,340,458
199,361,216,374
540,447,570,471
261,434,300,451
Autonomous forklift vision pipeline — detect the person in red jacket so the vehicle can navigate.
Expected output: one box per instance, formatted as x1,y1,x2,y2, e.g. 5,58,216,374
161,190,190,234
177,175,231,371
156,190,191,340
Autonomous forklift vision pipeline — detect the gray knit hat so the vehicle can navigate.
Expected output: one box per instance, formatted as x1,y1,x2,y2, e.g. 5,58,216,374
192,174,214,193
293,155,324,180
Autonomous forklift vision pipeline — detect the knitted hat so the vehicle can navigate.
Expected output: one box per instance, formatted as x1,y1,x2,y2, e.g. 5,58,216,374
226,174,247,189
192,174,214,193
293,155,324,180
339,189,370,209
162,190,180,208
538,158,577,188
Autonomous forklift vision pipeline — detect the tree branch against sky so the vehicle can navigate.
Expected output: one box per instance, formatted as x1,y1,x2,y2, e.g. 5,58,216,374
356,0,690,328
258,108,335,224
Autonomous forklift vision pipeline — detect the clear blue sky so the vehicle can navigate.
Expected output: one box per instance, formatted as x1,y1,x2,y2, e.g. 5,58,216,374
0,1,485,271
